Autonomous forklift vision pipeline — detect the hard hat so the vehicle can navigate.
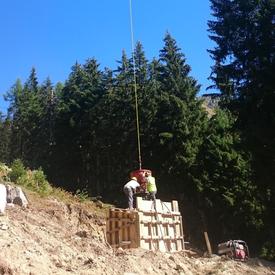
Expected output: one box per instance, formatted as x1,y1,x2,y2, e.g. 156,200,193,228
131,177,137,181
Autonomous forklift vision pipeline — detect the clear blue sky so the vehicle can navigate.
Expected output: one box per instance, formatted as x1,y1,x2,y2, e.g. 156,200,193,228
0,0,215,114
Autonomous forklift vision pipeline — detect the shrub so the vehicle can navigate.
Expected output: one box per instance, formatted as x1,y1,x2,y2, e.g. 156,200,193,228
16,167,52,195
75,188,89,202
0,162,11,181
32,168,52,194
260,242,275,261
9,159,26,183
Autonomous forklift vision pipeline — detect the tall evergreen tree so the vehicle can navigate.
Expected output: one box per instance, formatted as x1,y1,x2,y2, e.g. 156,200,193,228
153,33,207,194
208,0,275,257
33,77,57,171
20,67,42,166
4,72,42,165
54,60,103,192
196,109,263,247
0,112,11,163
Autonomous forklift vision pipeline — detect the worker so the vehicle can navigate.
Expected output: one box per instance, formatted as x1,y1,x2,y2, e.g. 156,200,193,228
123,177,140,210
145,172,157,201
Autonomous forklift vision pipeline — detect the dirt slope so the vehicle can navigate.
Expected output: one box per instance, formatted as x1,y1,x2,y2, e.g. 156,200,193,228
0,191,274,275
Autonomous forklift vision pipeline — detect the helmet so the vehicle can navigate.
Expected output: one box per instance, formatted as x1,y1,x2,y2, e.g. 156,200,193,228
131,177,137,181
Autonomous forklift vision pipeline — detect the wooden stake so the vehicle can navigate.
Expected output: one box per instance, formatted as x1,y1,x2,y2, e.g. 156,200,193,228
204,231,212,256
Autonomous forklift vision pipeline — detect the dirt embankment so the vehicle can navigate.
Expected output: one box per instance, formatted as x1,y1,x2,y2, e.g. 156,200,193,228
0,191,274,275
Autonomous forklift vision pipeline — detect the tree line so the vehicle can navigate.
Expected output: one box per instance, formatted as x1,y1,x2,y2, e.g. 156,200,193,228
0,0,274,259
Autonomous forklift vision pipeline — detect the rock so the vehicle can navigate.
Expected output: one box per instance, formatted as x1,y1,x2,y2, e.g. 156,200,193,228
0,223,8,230
0,258,13,275
176,264,184,271
76,230,88,238
84,258,94,265
145,266,154,273
6,185,28,208
116,247,125,256
0,184,7,215
169,255,176,262
95,201,103,208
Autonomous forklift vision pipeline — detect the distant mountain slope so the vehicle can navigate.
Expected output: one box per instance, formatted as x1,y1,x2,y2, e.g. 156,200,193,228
200,93,220,117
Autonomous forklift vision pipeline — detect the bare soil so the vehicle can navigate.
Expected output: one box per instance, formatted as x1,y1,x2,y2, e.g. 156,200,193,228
0,191,274,275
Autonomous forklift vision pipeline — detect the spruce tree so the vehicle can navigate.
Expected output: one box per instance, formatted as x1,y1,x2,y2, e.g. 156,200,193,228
196,109,262,244
154,33,207,194
55,60,103,192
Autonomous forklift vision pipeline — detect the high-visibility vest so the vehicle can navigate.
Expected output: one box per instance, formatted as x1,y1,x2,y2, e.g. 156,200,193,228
147,176,157,192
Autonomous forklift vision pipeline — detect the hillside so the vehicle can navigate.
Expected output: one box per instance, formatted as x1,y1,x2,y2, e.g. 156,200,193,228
0,188,274,275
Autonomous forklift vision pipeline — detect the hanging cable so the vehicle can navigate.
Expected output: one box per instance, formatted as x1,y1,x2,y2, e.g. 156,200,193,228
129,0,142,169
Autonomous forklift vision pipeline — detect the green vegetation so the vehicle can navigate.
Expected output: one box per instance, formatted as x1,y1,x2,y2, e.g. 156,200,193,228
75,188,89,202
208,0,275,259
0,0,274,260
9,159,26,183
8,159,52,196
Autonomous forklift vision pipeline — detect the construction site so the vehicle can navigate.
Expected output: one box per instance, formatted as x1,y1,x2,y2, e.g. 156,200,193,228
0,0,274,273
0,177,274,275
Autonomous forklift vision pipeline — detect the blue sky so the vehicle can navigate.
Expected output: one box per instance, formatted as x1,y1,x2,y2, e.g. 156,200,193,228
0,0,215,114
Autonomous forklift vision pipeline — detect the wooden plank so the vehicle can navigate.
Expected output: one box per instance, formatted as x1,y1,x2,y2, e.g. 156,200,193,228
140,220,181,225
118,211,122,246
172,200,179,212
179,216,185,251
136,196,143,210
106,222,135,233
108,217,136,222
115,211,119,244
135,212,141,248
140,236,184,240
204,231,212,256
137,210,181,216
106,211,110,245
120,241,131,246
108,208,113,245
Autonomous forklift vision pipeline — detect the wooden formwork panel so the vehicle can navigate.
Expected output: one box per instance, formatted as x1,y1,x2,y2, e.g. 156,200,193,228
106,208,140,249
106,198,185,252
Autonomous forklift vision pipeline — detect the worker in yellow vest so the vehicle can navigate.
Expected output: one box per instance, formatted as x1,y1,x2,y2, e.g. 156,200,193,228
145,172,157,201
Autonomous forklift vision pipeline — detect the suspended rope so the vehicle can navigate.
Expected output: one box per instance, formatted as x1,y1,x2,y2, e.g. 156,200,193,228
129,0,142,169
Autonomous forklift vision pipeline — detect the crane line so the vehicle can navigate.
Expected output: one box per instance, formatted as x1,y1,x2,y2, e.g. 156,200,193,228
129,0,142,169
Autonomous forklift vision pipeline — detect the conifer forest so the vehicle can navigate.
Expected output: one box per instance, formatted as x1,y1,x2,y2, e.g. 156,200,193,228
0,0,274,259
